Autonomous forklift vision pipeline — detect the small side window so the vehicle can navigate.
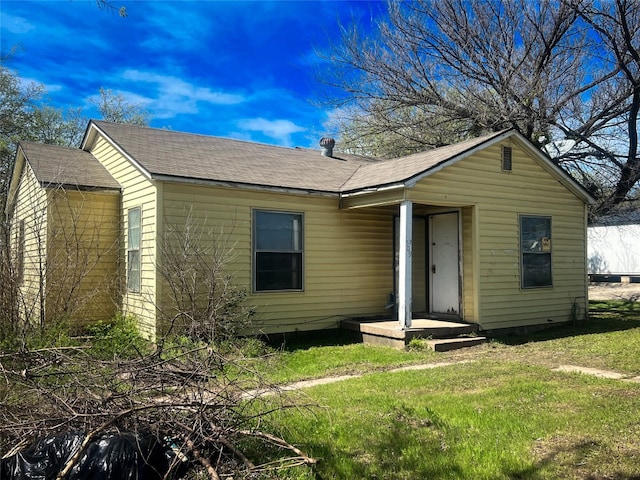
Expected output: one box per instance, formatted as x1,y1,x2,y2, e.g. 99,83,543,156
127,207,141,292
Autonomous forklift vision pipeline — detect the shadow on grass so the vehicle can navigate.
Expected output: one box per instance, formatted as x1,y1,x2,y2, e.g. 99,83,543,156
263,328,363,352
495,300,640,346
262,301,640,352
309,404,465,480
507,437,640,480
310,432,640,480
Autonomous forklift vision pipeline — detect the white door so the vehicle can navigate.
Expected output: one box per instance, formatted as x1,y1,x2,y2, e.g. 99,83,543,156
429,212,460,316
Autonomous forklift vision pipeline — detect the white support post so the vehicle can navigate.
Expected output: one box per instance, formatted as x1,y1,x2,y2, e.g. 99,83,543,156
398,200,413,329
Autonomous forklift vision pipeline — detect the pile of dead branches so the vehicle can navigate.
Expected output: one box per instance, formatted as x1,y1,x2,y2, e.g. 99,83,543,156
0,340,316,479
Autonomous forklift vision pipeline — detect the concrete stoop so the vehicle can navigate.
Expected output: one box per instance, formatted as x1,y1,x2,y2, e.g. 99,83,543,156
341,318,487,351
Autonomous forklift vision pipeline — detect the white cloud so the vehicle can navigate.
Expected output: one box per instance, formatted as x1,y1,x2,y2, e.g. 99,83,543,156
1,13,34,34
237,117,305,145
83,89,153,109
140,3,214,51
120,69,245,118
16,75,64,95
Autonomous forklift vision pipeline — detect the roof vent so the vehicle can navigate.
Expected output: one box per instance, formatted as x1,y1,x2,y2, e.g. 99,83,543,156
501,145,513,172
319,137,335,157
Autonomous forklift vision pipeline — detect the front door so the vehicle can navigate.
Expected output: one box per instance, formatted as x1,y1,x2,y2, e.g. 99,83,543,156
429,212,461,316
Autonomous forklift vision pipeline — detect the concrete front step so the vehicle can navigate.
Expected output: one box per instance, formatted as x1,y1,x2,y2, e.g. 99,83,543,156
340,318,484,350
341,318,477,340
427,336,487,352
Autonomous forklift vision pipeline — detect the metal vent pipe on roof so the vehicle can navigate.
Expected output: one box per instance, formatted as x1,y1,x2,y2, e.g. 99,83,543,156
319,137,335,157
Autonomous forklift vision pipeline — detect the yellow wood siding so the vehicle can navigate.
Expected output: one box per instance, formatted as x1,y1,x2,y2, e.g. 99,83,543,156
461,205,478,322
11,162,48,325
83,131,587,336
46,190,120,326
408,142,588,330
89,136,157,338
8,162,119,328
160,183,394,334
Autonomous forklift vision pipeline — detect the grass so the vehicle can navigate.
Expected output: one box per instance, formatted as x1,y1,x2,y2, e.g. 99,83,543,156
244,342,440,385
5,302,638,478
269,362,640,479
227,329,440,386
237,300,640,386
472,299,640,374
247,300,640,479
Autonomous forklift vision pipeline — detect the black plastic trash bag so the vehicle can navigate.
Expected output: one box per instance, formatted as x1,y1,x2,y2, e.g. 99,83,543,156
0,431,180,480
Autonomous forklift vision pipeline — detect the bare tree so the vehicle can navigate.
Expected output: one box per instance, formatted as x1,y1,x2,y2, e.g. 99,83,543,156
326,101,474,158
0,204,316,479
91,88,149,127
156,206,251,342
43,187,121,328
319,0,640,216
0,339,316,479
1,180,120,348
320,0,593,147
573,0,640,216
94,0,128,17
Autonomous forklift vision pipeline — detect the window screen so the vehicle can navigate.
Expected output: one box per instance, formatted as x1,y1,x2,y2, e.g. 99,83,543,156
520,215,552,288
254,210,303,291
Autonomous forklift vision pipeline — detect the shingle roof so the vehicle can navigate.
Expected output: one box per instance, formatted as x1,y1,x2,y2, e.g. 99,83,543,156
20,141,121,190
340,130,510,191
89,120,379,193
89,121,515,194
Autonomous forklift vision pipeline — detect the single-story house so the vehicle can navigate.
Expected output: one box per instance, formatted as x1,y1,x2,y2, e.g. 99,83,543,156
5,120,595,339
588,209,640,278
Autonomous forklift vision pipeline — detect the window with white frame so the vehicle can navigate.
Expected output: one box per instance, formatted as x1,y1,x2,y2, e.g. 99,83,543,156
520,215,552,288
127,207,141,292
253,210,303,292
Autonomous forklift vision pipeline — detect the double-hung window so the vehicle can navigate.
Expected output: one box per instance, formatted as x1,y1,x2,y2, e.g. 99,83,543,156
127,207,141,292
254,210,303,292
520,215,552,288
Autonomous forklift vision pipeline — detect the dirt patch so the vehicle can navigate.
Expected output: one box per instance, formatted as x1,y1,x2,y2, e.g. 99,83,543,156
588,283,640,301
554,364,623,379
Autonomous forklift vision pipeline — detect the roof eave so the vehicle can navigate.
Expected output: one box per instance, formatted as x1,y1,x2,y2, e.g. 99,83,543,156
41,182,121,193
4,145,27,217
341,129,596,206
151,173,340,198
339,182,406,197
341,129,516,194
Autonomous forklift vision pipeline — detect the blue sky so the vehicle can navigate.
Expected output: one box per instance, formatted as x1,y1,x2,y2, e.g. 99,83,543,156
1,0,385,148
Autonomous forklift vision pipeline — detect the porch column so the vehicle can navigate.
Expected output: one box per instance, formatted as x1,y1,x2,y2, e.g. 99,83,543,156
398,200,413,329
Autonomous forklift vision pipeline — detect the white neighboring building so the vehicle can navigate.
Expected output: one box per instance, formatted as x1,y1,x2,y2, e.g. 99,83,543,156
588,211,640,275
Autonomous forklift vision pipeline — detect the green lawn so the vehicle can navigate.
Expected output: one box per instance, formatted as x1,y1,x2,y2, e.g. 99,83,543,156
246,300,640,479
